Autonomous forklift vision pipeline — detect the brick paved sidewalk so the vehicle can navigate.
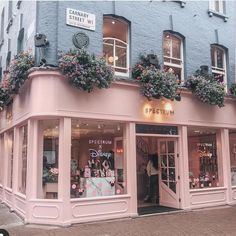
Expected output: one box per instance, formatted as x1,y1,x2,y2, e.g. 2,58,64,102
1,203,236,236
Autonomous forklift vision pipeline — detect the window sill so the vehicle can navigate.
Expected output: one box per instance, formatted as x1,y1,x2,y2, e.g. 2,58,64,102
173,1,186,8
6,17,13,33
208,10,228,22
190,186,227,193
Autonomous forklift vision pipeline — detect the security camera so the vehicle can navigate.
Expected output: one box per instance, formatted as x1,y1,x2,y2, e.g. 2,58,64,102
34,33,49,47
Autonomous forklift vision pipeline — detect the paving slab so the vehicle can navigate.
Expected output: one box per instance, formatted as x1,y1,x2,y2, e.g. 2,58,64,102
1,203,236,236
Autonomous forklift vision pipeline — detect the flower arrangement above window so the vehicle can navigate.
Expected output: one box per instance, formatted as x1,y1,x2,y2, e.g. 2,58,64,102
132,54,181,101
185,69,226,107
7,51,34,94
58,49,114,93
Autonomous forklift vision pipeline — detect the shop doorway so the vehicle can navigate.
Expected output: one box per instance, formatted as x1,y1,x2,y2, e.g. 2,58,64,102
136,136,180,214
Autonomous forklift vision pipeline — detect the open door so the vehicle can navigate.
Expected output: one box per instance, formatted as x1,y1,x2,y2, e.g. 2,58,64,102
159,139,180,209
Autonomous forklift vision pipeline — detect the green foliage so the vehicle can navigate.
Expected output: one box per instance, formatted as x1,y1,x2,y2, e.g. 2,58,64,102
230,83,236,99
185,70,225,108
58,49,114,93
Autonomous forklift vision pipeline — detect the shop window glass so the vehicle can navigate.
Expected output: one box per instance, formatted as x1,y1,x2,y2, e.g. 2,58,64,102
163,32,183,82
38,120,59,199
103,16,129,76
229,130,236,186
7,130,14,189
188,128,221,189
0,135,3,186
211,45,226,84
70,119,126,199
18,125,27,194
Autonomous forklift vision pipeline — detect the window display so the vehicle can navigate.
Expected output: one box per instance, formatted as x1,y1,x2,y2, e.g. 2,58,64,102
70,120,126,198
38,120,59,199
18,125,28,194
7,130,14,189
188,128,220,189
229,130,236,186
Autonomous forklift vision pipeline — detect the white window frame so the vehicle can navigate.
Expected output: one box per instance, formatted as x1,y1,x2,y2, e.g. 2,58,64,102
209,0,225,14
103,37,129,77
163,33,184,82
211,45,227,87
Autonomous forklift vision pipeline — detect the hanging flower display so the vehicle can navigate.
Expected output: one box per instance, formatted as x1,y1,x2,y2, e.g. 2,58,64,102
132,54,181,101
185,70,225,107
58,49,114,93
7,51,34,94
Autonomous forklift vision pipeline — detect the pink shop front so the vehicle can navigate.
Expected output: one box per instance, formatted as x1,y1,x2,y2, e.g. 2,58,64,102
1,69,236,225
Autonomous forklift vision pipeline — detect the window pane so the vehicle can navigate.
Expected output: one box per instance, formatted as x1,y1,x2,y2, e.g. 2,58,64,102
7,131,14,189
39,120,59,199
164,65,181,82
163,34,171,57
18,125,28,194
188,127,220,189
216,48,224,69
215,0,220,12
115,46,127,69
211,47,215,67
229,130,236,186
172,36,181,59
0,135,3,186
70,120,126,198
103,43,114,66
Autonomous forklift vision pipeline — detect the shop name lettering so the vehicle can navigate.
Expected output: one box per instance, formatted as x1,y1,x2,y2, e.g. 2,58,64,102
89,139,112,145
145,108,174,116
89,149,112,159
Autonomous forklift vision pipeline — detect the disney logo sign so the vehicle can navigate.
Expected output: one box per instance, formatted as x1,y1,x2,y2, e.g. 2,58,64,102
89,149,112,159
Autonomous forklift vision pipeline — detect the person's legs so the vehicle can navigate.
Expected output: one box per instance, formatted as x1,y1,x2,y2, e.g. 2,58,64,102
150,174,158,203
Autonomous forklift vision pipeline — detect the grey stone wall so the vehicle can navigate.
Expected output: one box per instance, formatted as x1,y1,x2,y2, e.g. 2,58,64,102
0,1,235,85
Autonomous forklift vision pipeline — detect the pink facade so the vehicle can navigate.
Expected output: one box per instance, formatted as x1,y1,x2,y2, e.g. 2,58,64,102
0,69,236,225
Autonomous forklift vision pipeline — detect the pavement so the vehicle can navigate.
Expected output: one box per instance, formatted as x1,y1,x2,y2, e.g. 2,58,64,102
1,203,236,236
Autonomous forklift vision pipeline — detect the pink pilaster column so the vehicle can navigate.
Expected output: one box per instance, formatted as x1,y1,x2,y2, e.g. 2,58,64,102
179,126,191,209
126,122,138,217
3,132,8,201
25,119,38,222
58,117,71,226
12,127,19,208
220,129,232,204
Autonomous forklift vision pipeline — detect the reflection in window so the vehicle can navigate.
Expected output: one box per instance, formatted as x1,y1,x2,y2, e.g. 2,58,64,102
70,119,126,199
18,125,27,194
229,130,236,186
38,120,59,199
188,128,221,189
211,45,226,84
0,135,3,186
163,32,183,82
103,16,129,76
7,130,14,189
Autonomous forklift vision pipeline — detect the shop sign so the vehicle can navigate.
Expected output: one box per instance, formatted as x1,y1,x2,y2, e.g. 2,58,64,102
89,139,112,145
136,124,178,135
66,8,95,31
144,107,174,116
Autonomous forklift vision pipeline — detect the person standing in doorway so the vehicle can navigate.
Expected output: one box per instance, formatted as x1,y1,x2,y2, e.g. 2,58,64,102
144,153,159,204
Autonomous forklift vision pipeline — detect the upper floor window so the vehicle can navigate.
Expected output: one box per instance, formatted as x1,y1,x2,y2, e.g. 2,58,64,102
0,8,4,43
8,1,13,21
209,0,226,14
163,32,183,82
103,16,129,76
211,45,226,84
